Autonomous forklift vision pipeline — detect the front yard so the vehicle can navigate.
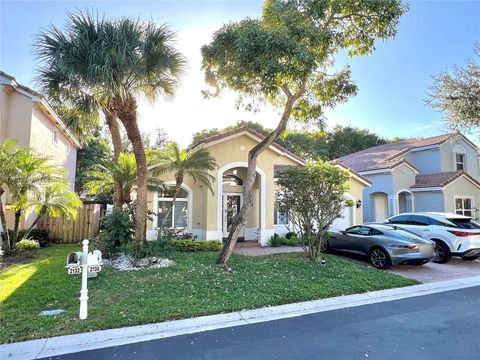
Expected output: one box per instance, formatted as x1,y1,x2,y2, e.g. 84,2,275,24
0,244,417,343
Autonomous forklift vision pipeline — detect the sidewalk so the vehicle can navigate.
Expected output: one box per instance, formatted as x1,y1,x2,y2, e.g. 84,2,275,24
3,276,480,360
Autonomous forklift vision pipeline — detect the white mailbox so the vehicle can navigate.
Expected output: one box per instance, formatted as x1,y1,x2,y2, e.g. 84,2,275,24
66,252,83,274
86,249,103,278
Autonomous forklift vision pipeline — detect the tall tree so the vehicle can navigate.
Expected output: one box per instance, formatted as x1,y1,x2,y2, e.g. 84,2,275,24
202,0,407,264
327,125,389,159
150,142,217,227
37,12,186,242
426,45,480,132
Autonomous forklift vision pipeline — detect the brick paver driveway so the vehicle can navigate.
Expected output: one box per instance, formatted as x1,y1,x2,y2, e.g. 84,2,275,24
389,258,480,283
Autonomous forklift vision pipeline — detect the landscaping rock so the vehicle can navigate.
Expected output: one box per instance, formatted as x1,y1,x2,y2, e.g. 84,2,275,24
39,309,65,316
103,254,175,271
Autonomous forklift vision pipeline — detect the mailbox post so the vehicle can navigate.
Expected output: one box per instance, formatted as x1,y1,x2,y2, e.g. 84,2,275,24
79,239,89,320
66,239,102,320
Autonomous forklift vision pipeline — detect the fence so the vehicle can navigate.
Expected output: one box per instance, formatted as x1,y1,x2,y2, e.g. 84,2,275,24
38,203,106,243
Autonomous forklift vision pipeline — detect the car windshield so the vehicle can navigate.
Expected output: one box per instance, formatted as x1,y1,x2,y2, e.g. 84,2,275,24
447,218,480,229
389,228,425,242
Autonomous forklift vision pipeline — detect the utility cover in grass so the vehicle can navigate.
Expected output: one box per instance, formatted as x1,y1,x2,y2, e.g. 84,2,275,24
39,309,65,316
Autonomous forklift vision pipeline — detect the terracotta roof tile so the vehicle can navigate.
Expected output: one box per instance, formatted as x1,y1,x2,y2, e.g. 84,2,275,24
411,171,480,189
337,134,453,172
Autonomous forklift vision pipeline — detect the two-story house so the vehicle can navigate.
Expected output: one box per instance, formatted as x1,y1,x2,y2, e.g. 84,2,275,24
0,71,81,231
337,133,480,222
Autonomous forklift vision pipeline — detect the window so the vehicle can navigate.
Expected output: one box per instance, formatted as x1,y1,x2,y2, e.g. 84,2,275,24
346,226,371,235
455,197,475,218
407,215,431,226
388,215,411,224
455,153,465,171
52,129,59,145
157,186,189,228
274,207,288,225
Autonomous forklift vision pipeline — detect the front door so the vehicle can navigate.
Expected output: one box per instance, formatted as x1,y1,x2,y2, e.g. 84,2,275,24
223,194,244,238
374,196,387,222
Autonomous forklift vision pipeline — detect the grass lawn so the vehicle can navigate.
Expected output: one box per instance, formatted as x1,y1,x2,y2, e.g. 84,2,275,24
0,244,418,343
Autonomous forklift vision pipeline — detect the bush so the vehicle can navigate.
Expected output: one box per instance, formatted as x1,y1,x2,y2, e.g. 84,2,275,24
102,208,133,248
9,229,50,247
270,234,299,247
285,231,297,240
90,231,117,259
15,239,40,257
171,240,222,252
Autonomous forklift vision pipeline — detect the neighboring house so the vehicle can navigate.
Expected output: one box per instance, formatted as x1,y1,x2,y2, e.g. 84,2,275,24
0,71,81,230
337,133,480,222
146,127,370,245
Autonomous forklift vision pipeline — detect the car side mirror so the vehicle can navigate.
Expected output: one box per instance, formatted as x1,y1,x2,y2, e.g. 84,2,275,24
340,230,346,235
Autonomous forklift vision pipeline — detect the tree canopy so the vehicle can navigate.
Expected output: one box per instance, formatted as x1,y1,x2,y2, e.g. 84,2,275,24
426,45,480,132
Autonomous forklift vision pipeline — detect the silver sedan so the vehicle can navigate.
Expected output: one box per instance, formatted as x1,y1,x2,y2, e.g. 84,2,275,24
325,224,436,269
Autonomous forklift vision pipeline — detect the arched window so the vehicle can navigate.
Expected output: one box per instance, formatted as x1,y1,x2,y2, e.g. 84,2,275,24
157,186,189,228
222,174,244,186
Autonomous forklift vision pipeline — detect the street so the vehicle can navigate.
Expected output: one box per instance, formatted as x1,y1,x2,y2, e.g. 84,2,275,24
44,286,480,360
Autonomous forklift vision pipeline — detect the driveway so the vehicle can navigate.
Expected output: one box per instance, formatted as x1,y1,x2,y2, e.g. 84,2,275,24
389,258,480,283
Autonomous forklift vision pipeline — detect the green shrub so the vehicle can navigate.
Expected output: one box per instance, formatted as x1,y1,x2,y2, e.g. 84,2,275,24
90,231,117,259
102,208,133,248
9,229,50,247
270,234,299,247
285,231,297,240
15,239,40,257
171,240,222,252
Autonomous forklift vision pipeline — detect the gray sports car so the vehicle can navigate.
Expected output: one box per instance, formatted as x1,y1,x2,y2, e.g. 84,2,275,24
325,224,436,269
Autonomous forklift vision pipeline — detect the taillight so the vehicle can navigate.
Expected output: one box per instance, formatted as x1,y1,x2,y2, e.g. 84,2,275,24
395,244,418,249
448,230,480,237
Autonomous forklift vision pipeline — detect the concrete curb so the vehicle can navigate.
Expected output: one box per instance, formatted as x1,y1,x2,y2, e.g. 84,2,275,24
3,276,480,360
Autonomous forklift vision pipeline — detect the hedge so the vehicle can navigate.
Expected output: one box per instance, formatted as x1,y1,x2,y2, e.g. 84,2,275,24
171,240,222,252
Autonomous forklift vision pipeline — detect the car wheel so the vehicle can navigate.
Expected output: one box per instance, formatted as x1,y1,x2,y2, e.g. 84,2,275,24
320,240,329,253
433,241,451,264
461,255,479,261
369,247,392,270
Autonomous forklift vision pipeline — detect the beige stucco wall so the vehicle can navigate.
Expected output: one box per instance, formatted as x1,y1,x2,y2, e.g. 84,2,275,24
146,133,301,242
443,177,480,218
0,87,33,146
348,177,367,224
440,137,480,179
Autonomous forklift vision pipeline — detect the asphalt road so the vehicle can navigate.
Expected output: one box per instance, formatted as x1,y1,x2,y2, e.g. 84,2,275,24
44,286,480,360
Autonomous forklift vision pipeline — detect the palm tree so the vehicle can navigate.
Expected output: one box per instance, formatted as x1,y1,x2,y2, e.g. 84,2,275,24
26,179,82,233
84,153,163,205
151,142,217,227
36,12,186,242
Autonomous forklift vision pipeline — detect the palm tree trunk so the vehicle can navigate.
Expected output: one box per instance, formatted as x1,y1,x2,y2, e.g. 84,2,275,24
12,209,22,246
217,88,303,265
115,95,147,243
105,109,124,208
26,214,42,233
0,189,10,252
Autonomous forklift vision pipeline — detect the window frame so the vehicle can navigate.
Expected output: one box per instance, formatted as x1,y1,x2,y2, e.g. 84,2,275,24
454,196,475,219
274,206,289,226
52,128,59,145
156,186,190,229
455,153,465,171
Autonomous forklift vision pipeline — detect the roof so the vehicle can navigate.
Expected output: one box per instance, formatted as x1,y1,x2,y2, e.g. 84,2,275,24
194,126,306,165
0,71,81,149
337,134,455,172
330,160,372,187
411,170,480,189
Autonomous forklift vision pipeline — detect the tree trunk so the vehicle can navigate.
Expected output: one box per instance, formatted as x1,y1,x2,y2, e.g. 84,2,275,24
217,90,302,265
114,95,147,243
26,214,42,233
105,109,124,209
12,209,22,246
0,189,10,252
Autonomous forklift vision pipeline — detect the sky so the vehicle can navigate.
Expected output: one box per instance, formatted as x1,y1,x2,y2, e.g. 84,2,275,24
1,0,479,147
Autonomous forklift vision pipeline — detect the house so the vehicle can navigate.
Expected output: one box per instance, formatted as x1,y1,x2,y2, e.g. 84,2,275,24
146,126,371,245
337,133,480,222
0,71,81,230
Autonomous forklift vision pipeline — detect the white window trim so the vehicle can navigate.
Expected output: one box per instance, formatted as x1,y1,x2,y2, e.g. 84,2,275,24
274,206,289,226
452,145,467,171
154,183,193,229
454,195,475,218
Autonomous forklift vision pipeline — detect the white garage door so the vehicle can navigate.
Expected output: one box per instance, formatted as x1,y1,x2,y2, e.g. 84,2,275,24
330,204,354,231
